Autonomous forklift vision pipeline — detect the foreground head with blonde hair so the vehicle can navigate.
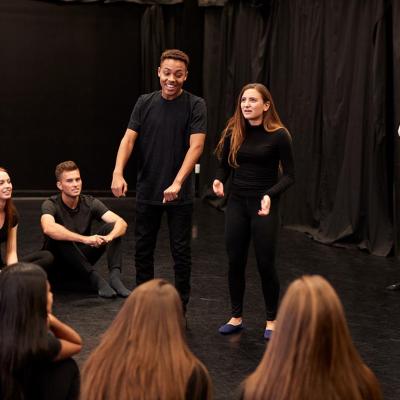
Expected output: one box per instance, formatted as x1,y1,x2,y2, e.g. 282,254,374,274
82,279,212,400
242,275,382,400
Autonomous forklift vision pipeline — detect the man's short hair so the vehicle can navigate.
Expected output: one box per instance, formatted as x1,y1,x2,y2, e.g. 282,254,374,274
160,49,189,69
55,161,79,181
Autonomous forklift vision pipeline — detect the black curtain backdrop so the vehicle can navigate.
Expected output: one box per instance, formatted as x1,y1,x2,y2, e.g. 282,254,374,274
1,0,399,256
0,0,203,193
201,0,397,256
393,0,400,258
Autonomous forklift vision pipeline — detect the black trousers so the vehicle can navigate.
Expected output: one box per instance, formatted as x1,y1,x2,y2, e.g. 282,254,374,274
21,250,54,272
225,193,280,321
135,202,193,307
49,222,122,278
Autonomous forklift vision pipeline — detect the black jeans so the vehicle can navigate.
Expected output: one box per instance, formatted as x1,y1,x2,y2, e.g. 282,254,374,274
49,222,122,277
135,202,193,307
225,194,280,321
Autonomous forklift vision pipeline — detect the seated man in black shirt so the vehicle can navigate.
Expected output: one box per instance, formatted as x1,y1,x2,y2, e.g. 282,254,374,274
41,160,130,298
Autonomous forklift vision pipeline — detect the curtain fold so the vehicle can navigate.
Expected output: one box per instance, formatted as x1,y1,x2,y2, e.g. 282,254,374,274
392,0,400,258
141,5,165,93
201,0,395,256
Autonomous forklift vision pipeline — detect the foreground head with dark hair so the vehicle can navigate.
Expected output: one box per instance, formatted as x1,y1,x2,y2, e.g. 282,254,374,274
0,263,51,400
82,279,212,400
0,262,82,400
242,275,382,400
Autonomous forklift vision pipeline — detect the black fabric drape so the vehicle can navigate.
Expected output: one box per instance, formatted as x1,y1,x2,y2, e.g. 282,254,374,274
201,0,396,256
200,1,270,205
392,0,400,258
141,5,166,93
2,0,399,256
53,0,183,4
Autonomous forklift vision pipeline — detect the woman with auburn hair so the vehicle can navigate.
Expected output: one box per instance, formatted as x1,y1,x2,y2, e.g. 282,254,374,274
242,275,383,400
0,167,53,269
82,278,212,400
213,83,294,338
0,262,82,400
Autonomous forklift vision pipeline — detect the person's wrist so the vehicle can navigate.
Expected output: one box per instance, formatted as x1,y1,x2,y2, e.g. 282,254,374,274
173,179,182,186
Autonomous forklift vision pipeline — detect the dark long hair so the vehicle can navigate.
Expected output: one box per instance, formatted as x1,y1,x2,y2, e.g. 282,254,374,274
0,167,17,238
242,275,382,400
82,279,212,400
0,263,49,400
215,83,287,167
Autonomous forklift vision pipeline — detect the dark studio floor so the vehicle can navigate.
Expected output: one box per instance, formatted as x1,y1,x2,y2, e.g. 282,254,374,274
13,198,400,400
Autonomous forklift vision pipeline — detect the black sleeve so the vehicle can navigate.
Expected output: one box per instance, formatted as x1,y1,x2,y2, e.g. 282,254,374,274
190,98,207,134
127,95,143,133
214,135,232,183
185,364,211,400
46,332,62,361
91,198,109,221
264,129,295,198
41,199,57,217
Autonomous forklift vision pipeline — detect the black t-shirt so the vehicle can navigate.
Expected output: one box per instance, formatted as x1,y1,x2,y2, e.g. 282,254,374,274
41,194,108,237
0,211,18,266
16,332,61,400
128,90,207,205
215,124,295,198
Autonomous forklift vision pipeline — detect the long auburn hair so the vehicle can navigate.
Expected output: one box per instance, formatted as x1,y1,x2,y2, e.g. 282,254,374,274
82,279,212,400
0,263,49,400
243,275,382,400
215,83,287,167
0,167,17,239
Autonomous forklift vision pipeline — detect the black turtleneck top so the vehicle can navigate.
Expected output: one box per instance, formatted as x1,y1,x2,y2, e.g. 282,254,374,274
215,124,295,198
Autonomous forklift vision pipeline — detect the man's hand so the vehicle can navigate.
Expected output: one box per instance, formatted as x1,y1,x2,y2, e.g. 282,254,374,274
258,195,271,216
163,181,182,203
111,172,128,198
97,234,114,244
84,235,106,248
213,179,224,197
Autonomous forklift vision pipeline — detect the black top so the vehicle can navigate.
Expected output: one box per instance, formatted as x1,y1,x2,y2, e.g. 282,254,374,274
215,124,295,198
128,90,207,205
0,211,18,266
16,332,61,400
41,194,108,237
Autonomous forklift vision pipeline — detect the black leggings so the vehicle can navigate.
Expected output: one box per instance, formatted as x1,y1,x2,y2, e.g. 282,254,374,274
225,193,280,321
21,250,54,272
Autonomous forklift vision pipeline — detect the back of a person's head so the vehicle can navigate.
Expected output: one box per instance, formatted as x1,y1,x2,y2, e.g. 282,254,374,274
243,275,382,400
0,263,49,400
82,279,211,400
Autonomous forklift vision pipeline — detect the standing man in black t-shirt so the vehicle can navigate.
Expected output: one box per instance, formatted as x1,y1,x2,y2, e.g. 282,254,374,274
41,161,131,298
111,49,206,311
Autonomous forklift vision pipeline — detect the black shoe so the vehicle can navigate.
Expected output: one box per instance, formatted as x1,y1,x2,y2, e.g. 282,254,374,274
386,282,400,291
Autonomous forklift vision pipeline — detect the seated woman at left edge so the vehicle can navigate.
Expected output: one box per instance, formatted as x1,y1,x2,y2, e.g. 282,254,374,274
0,167,53,269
